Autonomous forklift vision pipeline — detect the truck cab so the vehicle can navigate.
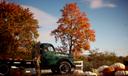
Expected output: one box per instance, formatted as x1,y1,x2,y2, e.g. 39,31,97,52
40,43,75,74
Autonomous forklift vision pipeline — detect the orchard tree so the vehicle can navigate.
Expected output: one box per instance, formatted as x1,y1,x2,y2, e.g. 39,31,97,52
51,3,95,58
0,1,39,58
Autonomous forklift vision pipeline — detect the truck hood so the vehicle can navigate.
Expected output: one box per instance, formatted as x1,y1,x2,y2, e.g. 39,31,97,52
55,53,69,57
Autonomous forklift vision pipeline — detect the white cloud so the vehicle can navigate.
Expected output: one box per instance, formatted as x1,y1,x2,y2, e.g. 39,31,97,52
38,31,55,43
22,5,58,43
83,0,116,9
22,5,57,26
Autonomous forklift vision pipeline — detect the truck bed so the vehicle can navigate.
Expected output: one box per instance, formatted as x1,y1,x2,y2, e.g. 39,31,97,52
0,59,35,68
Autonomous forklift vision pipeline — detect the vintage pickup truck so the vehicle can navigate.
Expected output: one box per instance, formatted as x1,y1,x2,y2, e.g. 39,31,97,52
0,43,75,75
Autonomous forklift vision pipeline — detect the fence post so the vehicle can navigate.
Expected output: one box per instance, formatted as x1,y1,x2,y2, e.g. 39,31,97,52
74,61,83,71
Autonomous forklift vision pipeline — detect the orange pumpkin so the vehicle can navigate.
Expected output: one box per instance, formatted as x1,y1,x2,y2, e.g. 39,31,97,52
102,66,115,76
103,66,115,73
125,66,128,70
97,65,109,72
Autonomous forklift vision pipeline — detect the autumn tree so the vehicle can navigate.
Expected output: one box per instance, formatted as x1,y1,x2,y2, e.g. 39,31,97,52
51,3,95,58
0,1,39,59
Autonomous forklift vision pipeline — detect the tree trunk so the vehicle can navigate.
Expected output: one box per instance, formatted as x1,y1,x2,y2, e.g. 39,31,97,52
69,36,73,55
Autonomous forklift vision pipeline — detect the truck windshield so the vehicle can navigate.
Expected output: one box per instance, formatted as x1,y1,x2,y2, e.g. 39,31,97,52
40,43,55,53
47,46,54,52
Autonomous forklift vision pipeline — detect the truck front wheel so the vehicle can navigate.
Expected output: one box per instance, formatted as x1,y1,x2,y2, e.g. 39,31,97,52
58,61,71,74
0,64,10,75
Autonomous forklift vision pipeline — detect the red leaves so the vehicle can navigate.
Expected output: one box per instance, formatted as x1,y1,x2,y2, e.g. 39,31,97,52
88,30,95,41
84,42,90,50
52,3,96,58
68,3,77,11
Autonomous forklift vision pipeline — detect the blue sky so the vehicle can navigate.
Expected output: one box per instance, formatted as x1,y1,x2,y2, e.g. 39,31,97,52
11,0,128,56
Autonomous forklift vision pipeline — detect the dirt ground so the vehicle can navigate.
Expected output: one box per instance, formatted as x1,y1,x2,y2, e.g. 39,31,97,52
9,69,83,76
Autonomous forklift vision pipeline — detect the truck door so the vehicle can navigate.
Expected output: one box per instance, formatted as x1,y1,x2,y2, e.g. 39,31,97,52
40,44,56,67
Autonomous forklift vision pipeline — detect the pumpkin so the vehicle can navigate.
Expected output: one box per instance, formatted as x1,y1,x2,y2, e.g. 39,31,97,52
103,66,115,72
125,66,128,70
102,66,115,76
115,71,128,76
111,63,125,71
73,70,84,75
97,65,109,72
84,71,97,76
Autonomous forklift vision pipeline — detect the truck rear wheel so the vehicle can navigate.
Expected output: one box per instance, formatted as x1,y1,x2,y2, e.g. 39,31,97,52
0,64,10,75
58,61,71,74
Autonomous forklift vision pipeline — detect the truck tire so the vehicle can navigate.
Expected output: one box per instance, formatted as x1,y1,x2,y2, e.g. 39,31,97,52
58,61,71,74
0,64,10,75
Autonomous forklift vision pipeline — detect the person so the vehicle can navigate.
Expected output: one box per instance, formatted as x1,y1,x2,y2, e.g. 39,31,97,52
34,54,41,76
32,42,41,76
44,47,48,52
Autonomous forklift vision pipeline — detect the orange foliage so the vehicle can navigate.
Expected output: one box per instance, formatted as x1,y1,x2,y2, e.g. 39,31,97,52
51,3,95,58
0,1,39,58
